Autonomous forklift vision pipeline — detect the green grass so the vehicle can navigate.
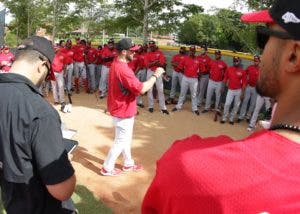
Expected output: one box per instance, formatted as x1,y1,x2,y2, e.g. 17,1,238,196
0,185,112,214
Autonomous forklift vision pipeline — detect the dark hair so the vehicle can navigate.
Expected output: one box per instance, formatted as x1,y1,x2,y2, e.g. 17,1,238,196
59,40,65,46
14,49,48,64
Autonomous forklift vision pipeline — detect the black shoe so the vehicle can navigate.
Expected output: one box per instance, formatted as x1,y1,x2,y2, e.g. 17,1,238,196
161,109,169,115
193,110,200,116
137,103,144,108
229,121,234,125
246,118,250,123
99,95,105,99
148,108,154,113
172,107,178,112
202,109,208,113
237,119,242,123
220,120,225,124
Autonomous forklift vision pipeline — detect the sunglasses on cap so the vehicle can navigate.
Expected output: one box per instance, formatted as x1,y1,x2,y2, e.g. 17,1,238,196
256,26,295,49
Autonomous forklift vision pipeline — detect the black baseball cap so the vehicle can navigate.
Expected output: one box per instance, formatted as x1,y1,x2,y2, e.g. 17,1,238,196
148,40,156,47
116,38,140,51
215,50,221,55
241,0,300,40
108,38,115,44
17,36,55,63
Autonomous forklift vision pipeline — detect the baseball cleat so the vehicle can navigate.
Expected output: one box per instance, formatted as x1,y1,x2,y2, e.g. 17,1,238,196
122,164,143,172
100,168,122,176
201,109,209,113
161,109,169,115
172,107,178,112
193,110,200,116
148,108,154,113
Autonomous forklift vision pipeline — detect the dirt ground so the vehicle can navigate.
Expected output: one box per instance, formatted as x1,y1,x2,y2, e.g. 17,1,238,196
47,91,250,214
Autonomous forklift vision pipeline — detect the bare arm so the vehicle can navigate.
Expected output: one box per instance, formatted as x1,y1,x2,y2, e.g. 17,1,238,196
140,67,165,94
46,174,76,201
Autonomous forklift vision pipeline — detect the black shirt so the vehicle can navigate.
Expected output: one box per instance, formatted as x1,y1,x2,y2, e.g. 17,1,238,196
0,73,75,214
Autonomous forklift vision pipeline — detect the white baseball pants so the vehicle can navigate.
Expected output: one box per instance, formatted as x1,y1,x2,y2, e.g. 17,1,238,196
249,95,271,128
176,76,198,111
65,63,74,92
239,86,257,120
74,62,86,79
169,70,183,99
222,89,242,122
136,68,147,105
87,63,96,91
204,80,223,110
99,65,109,97
103,116,135,172
51,72,65,103
197,74,209,107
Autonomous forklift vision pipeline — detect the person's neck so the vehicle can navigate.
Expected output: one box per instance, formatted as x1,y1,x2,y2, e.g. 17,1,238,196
117,55,127,63
271,93,300,143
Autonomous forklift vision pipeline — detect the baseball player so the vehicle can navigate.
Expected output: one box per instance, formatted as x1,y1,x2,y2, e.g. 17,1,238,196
197,44,211,108
166,47,186,105
99,38,117,99
135,45,147,108
86,41,98,93
0,45,15,73
202,50,227,113
60,39,74,95
73,39,88,93
95,45,103,89
247,95,272,131
237,55,260,122
172,46,204,115
144,41,169,114
221,56,247,124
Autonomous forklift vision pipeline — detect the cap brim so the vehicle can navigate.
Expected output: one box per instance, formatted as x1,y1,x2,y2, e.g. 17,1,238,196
241,10,274,23
129,45,140,51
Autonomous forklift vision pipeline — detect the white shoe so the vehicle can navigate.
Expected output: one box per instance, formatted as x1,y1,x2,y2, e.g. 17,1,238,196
259,120,271,129
247,126,254,132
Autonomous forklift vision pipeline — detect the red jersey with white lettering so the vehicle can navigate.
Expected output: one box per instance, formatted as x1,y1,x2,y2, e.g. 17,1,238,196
0,52,15,72
178,56,204,78
209,59,227,82
73,44,85,62
60,48,74,65
144,50,166,71
171,54,186,73
245,65,260,87
107,59,143,118
86,47,98,64
197,54,211,74
96,49,103,65
101,47,117,67
128,54,140,73
223,66,246,90
52,52,65,73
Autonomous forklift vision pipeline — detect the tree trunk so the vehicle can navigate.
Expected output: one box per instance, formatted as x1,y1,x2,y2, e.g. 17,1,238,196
142,0,149,44
52,0,57,43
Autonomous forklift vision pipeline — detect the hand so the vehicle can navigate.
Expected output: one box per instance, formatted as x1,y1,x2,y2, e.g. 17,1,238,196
163,74,170,82
154,67,165,78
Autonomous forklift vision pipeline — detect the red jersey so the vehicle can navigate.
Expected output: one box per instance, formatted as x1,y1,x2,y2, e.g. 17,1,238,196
178,56,204,78
246,65,260,87
86,47,98,64
142,130,300,213
209,59,227,82
101,47,117,67
51,52,65,73
96,49,103,65
0,52,15,72
128,54,140,73
60,48,74,65
171,54,186,73
224,66,246,90
107,59,143,118
144,50,166,71
73,44,85,62
197,54,211,73
138,52,147,69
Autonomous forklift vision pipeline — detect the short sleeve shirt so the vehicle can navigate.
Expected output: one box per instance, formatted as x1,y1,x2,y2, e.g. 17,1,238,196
0,73,75,214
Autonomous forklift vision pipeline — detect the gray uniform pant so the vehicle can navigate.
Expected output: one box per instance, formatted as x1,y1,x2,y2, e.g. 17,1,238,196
222,89,242,122
65,63,74,92
197,74,209,107
99,65,110,97
51,72,65,103
136,68,147,105
204,79,223,110
238,85,257,120
249,95,271,128
169,70,183,99
95,64,102,89
176,76,198,111
146,69,167,110
74,62,86,79
87,63,96,91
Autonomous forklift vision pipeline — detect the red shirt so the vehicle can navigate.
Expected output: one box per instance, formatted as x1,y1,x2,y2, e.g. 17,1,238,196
96,49,103,65
0,52,15,72
73,44,85,62
178,56,204,78
246,65,260,87
209,59,227,82
144,50,166,71
107,59,143,118
86,47,98,64
224,66,246,90
60,48,74,65
102,47,117,67
171,54,186,73
138,52,147,69
197,54,211,73
51,52,65,73
142,130,300,213
128,54,140,73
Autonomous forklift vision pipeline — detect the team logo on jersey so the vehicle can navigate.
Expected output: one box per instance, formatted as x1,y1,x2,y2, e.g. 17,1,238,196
218,64,224,69
282,12,300,24
237,72,242,76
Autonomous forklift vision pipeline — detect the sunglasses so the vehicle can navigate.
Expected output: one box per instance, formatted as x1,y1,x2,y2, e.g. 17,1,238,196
256,26,294,49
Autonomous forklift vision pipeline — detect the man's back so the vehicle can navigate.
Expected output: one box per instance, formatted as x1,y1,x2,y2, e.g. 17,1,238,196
142,130,300,213
0,73,74,214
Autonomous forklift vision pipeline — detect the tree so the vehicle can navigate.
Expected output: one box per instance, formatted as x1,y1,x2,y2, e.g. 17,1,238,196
234,0,274,10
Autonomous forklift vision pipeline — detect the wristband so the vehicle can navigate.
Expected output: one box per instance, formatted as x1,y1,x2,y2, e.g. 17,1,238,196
151,74,158,80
